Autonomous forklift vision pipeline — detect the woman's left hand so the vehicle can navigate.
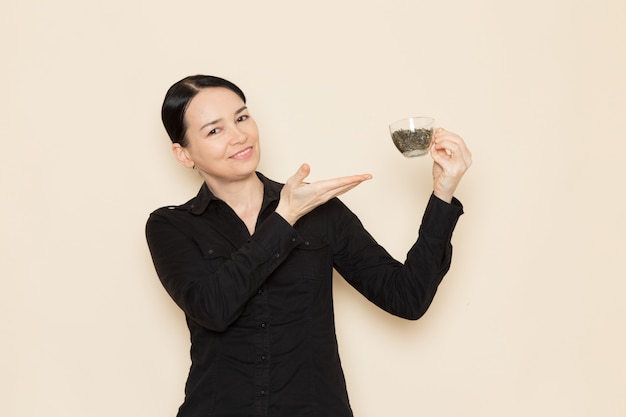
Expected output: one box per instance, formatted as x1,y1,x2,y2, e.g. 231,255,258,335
429,128,472,203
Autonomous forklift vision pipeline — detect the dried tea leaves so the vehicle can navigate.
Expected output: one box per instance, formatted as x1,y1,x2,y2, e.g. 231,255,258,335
391,128,433,156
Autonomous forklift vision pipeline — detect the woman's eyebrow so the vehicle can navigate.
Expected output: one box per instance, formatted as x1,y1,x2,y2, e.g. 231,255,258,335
200,106,248,131
200,118,220,131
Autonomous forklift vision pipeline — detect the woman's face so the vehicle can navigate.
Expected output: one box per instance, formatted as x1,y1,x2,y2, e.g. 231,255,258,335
174,87,261,185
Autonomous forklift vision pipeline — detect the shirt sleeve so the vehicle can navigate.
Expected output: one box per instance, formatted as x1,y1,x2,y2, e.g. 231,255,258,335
146,210,302,332
331,193,464,320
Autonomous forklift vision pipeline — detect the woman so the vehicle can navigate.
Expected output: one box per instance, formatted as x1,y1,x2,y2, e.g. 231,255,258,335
146,75,472,417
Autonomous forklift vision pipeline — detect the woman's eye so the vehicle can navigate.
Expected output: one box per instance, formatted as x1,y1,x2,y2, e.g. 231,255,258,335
237,115,249,122
207,128,221,136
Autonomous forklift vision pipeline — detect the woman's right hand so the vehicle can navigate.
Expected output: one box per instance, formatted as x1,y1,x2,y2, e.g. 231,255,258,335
275,163,372,225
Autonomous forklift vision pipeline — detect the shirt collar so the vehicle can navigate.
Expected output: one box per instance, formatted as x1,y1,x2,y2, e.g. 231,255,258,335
189,172,282,215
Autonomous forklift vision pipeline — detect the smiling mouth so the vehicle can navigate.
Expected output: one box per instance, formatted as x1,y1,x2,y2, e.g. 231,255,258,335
230,147,253,160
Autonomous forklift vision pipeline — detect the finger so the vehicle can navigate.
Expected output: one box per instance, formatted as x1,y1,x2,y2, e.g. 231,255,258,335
430,143,450,165
325,183,361,199
433,141,458,157
433,129,466,145
311,174,372,200
432,131,471,161
434,130,470,150
316,174,372,191
288,163,311,186
431,143,472,179
337,173,373,183
437,141,471,167
318,181,367,201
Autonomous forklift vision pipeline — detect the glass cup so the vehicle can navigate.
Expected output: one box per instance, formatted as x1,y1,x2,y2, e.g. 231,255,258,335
389,117,435,158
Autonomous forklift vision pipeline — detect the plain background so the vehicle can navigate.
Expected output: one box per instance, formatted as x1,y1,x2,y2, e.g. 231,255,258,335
2,0,625,416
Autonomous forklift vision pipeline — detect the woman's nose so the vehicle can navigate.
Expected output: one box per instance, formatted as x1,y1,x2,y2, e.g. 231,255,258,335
229,125,247,144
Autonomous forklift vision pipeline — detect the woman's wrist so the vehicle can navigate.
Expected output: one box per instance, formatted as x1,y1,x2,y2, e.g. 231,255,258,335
432,190,453,204
275,204,297,226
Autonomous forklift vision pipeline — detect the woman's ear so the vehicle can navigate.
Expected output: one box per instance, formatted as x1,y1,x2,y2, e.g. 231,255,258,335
172,143,195,168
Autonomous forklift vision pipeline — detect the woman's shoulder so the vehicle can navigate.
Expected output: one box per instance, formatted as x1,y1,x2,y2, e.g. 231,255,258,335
147,196,196,224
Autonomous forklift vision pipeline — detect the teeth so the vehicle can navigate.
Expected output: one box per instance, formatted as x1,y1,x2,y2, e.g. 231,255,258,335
233,148,251,158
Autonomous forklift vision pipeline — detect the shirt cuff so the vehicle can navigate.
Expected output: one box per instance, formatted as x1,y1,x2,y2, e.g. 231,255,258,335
253,212,304,265
419,193,464,240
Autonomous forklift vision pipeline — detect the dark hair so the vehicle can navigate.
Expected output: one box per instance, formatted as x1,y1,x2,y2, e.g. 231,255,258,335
161,75,247,146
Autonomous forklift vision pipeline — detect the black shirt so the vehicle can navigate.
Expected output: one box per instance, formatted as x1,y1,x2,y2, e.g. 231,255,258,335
145,172,463,417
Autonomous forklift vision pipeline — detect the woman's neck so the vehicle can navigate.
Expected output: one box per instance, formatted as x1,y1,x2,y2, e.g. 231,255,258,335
204,173,264,233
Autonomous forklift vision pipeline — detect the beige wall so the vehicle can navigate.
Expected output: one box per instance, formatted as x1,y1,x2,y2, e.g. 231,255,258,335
2,0,625,416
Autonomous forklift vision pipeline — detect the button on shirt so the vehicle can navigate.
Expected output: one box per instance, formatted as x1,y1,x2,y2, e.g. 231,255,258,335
145,172,463,417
